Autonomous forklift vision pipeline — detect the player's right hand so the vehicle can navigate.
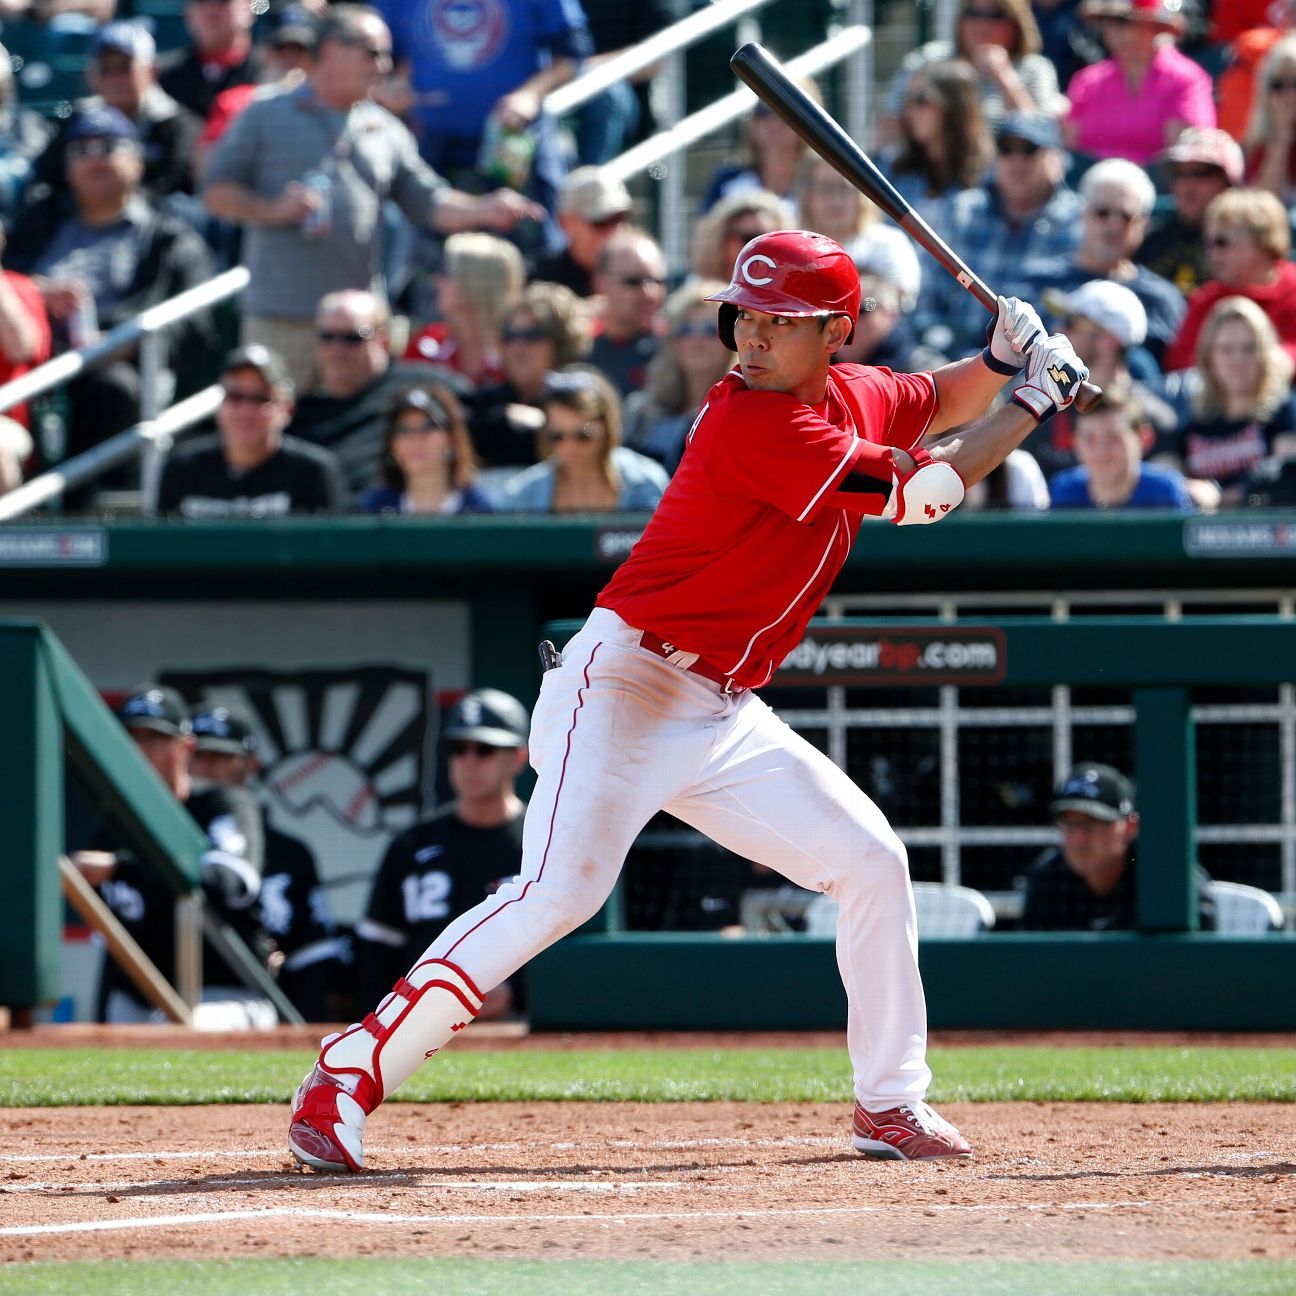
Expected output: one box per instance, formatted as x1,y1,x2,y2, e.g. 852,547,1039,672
983,296,1044,375
1011,332,1088,422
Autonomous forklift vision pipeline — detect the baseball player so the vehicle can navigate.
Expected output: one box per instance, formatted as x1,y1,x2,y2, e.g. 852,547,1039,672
289,230,1087,1169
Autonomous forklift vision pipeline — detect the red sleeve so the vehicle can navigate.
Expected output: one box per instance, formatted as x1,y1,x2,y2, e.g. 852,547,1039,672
5,274,50,365
1164,288,1214,373
706,389,872,525
201,85,257,148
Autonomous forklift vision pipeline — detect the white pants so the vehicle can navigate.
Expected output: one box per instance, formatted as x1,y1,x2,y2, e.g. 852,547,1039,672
425,607,931,1107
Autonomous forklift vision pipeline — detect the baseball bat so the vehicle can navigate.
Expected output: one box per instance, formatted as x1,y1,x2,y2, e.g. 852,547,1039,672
729,42,1101,412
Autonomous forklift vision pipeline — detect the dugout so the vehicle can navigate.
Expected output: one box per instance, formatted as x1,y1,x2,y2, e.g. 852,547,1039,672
3,509,1296,1028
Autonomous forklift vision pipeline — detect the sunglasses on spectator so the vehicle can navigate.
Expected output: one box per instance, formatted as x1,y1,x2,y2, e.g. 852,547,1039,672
67,137,133,159
906,90,937,107
192,0,237,6
963,5,1008,18
545,424,601,443
1173,165,1223,180
448,740,507,758
675,320,717,338
501,324,548,343
1269,79,1296,92
996,138,1040,157
726,226,771,242
1207,234,1244,249
393,418,447,435
316,328,374,345
1089,206,1139,223
336,33,391,59
588,210,630,230
617,274,666,289
222,388,275,406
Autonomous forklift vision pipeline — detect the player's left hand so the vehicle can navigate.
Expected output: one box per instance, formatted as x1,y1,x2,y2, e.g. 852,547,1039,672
983,296,1044,375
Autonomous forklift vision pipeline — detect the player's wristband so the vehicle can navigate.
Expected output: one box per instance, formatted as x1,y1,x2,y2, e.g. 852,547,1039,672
1011,384,1054,422
980,344,1023,376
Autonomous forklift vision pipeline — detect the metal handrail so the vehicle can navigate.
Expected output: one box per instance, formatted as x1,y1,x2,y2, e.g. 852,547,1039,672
0,266,249,417
0,385,224,522
543,0,776,118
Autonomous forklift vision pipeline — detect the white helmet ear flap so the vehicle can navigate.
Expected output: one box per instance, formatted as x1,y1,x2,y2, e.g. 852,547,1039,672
889,457,965,525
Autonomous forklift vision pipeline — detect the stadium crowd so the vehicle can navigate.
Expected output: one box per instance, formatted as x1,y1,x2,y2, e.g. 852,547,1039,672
2,0,1296,512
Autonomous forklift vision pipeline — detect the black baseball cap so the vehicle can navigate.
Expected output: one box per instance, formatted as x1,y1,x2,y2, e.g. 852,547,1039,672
66,105,140,144
443,688,529,748
221,344,293,394
1050,763,1136,822
191,706,257,756
116,685,192,738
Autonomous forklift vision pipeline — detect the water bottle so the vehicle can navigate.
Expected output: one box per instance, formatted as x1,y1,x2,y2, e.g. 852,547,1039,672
300,170,332,238
478,117,535,190
66,291,99,350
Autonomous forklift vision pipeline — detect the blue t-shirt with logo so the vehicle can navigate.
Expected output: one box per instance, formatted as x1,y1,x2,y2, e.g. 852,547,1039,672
1049,462,1195,511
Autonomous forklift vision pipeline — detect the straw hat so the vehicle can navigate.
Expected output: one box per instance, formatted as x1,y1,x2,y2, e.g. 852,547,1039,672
1079,0,1185,34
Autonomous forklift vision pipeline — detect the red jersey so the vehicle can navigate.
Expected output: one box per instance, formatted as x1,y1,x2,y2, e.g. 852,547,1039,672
598,364,937,689
0,273,51,430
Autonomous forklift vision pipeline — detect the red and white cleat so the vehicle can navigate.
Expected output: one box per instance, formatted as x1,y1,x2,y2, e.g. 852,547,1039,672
851,1099,972,1161
288,1060,377,1173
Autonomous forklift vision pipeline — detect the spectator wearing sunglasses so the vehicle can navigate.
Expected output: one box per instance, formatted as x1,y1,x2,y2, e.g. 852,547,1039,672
499,365,668,512
355,688,531,1017
623,281,736,473
1163,187,1296,373
529,166,635,300
1062,0,1215,166
588,228,668,397
469,280,592,474
1016,158,1184,366
1242,33,1296,208
356,384,494,514
153,345,348,517
689,190,791,284
1138,128,1244,299
911,112,1081,363
877,0,1064,149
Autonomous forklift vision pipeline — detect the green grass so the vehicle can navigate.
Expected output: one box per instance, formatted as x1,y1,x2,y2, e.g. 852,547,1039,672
1,1046,1293,1106
2,1260,1296,1296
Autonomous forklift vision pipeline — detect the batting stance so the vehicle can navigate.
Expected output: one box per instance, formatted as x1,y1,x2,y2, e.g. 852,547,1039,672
289,230,1087,1169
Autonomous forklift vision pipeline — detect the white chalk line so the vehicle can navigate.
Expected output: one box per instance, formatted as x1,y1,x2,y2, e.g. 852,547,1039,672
0,1199,1171,1239
0,1135,839,1166
2,1176,700,1197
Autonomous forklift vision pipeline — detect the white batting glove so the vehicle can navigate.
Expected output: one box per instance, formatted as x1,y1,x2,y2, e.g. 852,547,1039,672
1011,332,1088,422
982,296,1045,375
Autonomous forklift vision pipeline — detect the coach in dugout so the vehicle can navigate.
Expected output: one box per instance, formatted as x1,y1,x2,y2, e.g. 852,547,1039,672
1020,762,1215,931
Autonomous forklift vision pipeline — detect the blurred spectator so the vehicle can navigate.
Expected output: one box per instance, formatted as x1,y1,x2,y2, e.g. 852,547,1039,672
690,190,791,283
203,5,541,392
3,0,114,21
572,0,678,166
880,60,993,237
1017,158,1184,364
190,704,351,1023
405,232,526,386
0,228,52,433
356,384,494,514
1242,454,1296,506
158,0,267,122
796,157,921,309
1138,127,1244,298
6,107,215,466
286,289,462,492
588,228,666,397
879,0,1065,146
377,0,592,238
0,43,54,219
354,688,530,1017
833,250,924,372
70,685,273,1027
912,111,1081,361
961,447,1050,509
470,280,591,470
1178,296,1296,505
29,22,200,205
701,77,823,214
530,166,633,299
499,365,668,511
1242,33,1296,205
623,279,735,473
0,415,33,495
1049,386,1195,509
154,344,348,518
1020,761,1214,931
1217,1,1294,142
1037,278,1182,476
1163,188,1296,371
1063,0,1215,165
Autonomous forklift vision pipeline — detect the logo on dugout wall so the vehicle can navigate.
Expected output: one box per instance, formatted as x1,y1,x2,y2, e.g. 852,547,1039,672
778,627,1006,687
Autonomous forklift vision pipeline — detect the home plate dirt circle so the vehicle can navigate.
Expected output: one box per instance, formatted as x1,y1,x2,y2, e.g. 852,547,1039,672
1,1102,1293,1263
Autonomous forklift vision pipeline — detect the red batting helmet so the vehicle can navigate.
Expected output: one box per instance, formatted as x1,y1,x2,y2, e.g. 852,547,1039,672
706,229,860,349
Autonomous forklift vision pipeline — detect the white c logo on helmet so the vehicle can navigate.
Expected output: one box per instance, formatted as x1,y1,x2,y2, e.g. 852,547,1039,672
740,254,777,286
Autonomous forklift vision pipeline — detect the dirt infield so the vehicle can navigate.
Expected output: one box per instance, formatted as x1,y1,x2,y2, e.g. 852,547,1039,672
2,1101,1293,1264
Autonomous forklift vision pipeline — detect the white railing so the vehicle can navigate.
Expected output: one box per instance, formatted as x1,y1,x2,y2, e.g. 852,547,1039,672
0,266,249,519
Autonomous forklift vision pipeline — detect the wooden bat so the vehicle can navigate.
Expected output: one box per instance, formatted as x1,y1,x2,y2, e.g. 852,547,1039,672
729,42,1102,412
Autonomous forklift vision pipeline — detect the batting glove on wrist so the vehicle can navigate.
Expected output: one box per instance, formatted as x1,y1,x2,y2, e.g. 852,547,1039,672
1011,332,1088,421
982,296,1044,375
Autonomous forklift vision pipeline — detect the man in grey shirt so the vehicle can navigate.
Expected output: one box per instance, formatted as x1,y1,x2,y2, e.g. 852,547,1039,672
203,2,540,390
